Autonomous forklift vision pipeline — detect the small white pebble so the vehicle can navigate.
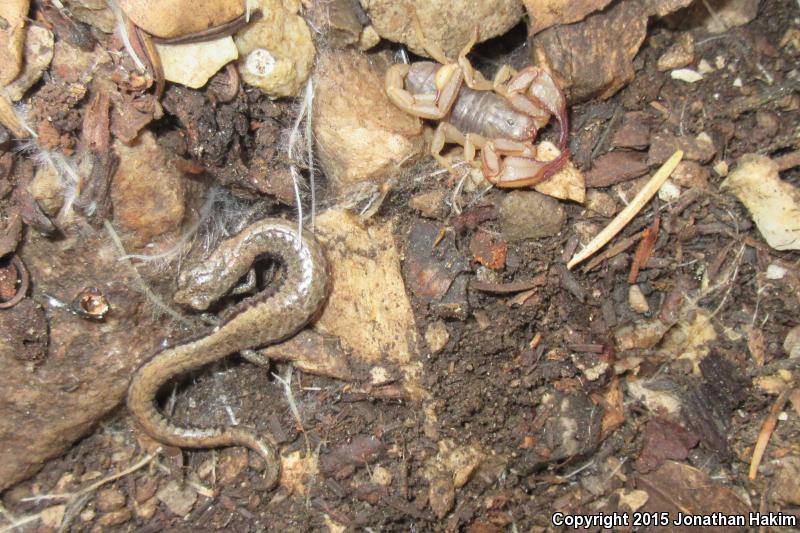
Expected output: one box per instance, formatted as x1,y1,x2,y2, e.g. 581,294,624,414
696,131,713,145
658,178,681,202
715,55,726,69
778,411,788,421
733,77,743,87
244,48,276,78
628,285,650,314
713,160,729,177
697,58,714,74
671,68,703,83
766,263,787,280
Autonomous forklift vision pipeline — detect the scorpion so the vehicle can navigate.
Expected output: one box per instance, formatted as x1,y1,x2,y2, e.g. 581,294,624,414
385,27,570,188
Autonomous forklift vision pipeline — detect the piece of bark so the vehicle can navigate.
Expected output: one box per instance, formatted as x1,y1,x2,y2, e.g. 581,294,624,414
532,1,648,103
585,151,650,187
524,0,612,35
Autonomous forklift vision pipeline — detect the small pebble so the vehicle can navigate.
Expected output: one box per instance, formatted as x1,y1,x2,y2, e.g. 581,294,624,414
628,285,650,314
765,263,787,280
713,160,729,177
425,320,450,355
95,487,126,512
409,189,446,219
715,55,726,69
585,190,618,217
671,68,703,83
657,34,694,72
156,480,197,517
371,465,393,486
670,160,709,189
697,58,714,74
95,509,132,528
733,77,743,87
499,191,566,242
658,178,681,202
784,325,800,358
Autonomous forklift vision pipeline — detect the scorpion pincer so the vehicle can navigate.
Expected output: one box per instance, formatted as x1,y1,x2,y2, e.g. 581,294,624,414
385,29,570,188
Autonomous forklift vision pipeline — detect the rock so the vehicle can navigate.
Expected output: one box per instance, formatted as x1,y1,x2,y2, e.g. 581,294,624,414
656,33,694,72
586,151,650,188
29,164,64,217
784,325,800,358
314,210,424,398
722,154,800,251
62,0,115,33
670,68,703,83
755,110,780,138
532,1,648,103
40,505,66,529
234,0,315,97
95,508,132,528
118,0,244,39
313,49,423,192
628,284,650,313
534,141,586,204
156,37,238,89
95,487,126,512
499,190,566,241
573,221,601,244
0,0,29,86
156,480,197,517
696,0,760,34
648,132,715,166
360,0,524,60
4,24,54,101
519,390,603,472
425,320,450,354
409,189,447,219
644,0,693,17
670,160,708,190
110,131,187,247
524,0,612,35
657,178,681,202
2,218,177,490
585,189,617,217
371,465,393,486
307,0,366,49
218,448,249,485
771,456,800,506
765,263,786,281
612,112,650,150
429,472,455,519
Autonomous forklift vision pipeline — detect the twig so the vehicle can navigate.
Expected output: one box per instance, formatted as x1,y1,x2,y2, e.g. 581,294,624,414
568,151,683,269
748,389,791,480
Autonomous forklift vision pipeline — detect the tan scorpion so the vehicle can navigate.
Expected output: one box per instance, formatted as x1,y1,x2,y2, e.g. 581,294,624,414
385,27,570,188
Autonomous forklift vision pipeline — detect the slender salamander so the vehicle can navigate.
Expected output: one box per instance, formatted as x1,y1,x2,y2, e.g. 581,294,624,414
127,218,328,487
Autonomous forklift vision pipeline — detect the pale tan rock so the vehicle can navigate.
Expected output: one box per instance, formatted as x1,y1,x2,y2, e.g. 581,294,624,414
0,0,29,86
722,154,800,251
525,0,612,35
156,480,197,517
700,0,760,34
64,0,115,33
585,189,617,217
657,33,694,72
534,141,585,203
280,449,319,495
4,24,53,101
314,209,425,399
234,0,315,97
111,131,186,246
360,0,524,60
118,0,244,39
425,320,449,354
628,285,650,313
30,164,64,217
155,37,238,89
313,50,423,191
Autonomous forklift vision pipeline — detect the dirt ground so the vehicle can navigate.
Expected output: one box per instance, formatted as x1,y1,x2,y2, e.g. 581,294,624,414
1,0,799,532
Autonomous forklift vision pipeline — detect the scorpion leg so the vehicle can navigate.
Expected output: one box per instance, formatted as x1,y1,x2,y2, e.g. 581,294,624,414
456,27,493,91
431,122,486,170
385,63,463,120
